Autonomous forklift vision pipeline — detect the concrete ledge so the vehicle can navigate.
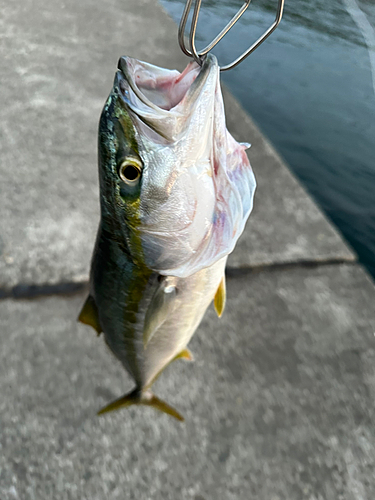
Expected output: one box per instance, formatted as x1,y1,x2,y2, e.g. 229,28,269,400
1,264,374,499
0,0,354,290
1,2,374,498
223,88,355,269
1,2,375,499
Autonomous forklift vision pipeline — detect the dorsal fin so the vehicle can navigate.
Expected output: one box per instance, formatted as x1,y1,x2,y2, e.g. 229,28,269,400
214,276,226,318
78,295,102,336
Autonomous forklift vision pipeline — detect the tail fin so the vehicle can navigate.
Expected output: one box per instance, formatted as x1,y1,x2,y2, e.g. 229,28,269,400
97,388,184,422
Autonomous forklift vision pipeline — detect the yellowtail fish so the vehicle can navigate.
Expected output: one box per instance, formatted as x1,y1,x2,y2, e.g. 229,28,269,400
78,54,256,421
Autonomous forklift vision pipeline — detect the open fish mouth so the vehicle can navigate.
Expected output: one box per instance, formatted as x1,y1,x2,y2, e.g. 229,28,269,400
116,55,213,113
111,54,255,278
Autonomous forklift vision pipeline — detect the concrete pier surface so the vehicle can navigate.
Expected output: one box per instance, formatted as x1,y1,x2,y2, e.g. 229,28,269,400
0,0,374,499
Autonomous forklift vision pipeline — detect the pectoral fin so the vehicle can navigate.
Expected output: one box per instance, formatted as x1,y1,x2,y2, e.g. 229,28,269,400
214,276,226,318
97,388,184,422
143,280,177,347
78,295,102,336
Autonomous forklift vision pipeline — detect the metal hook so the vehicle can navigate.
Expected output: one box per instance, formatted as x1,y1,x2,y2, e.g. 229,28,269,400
178,0,285,71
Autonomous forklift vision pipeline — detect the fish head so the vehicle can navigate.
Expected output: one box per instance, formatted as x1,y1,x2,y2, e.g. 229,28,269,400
98,54,256,276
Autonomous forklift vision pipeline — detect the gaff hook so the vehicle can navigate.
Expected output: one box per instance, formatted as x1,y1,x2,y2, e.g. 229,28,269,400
178,0,285,71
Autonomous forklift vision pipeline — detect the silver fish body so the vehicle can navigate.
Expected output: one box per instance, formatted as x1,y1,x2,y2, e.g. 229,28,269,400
91,228,226,389
79,54,255,420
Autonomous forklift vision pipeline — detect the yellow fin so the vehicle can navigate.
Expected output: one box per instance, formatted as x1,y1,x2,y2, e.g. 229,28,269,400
214,276,226,318
97,388,184,422
146,393,184,421
78,295,102,336
97,388,139,415
173,348,194,362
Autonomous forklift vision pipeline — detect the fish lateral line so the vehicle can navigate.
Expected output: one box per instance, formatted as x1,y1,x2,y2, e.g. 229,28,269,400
97,387,184,422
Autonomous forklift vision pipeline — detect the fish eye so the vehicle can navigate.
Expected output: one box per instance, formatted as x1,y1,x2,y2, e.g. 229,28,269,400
118,158,142,185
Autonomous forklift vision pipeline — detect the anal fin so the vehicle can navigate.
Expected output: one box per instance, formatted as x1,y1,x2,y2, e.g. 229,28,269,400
78,295,102,336
173,348,194,362
145,347,194,391
214,276,226,318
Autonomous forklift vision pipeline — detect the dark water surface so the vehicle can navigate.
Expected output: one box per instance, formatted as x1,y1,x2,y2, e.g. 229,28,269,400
160,0,375,279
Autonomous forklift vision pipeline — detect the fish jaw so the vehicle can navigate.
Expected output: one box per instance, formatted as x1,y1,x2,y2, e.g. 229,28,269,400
114,54,256,278
116,55,217,247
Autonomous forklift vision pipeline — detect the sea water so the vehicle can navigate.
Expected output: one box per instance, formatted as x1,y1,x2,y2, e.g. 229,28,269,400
160,0,375,279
